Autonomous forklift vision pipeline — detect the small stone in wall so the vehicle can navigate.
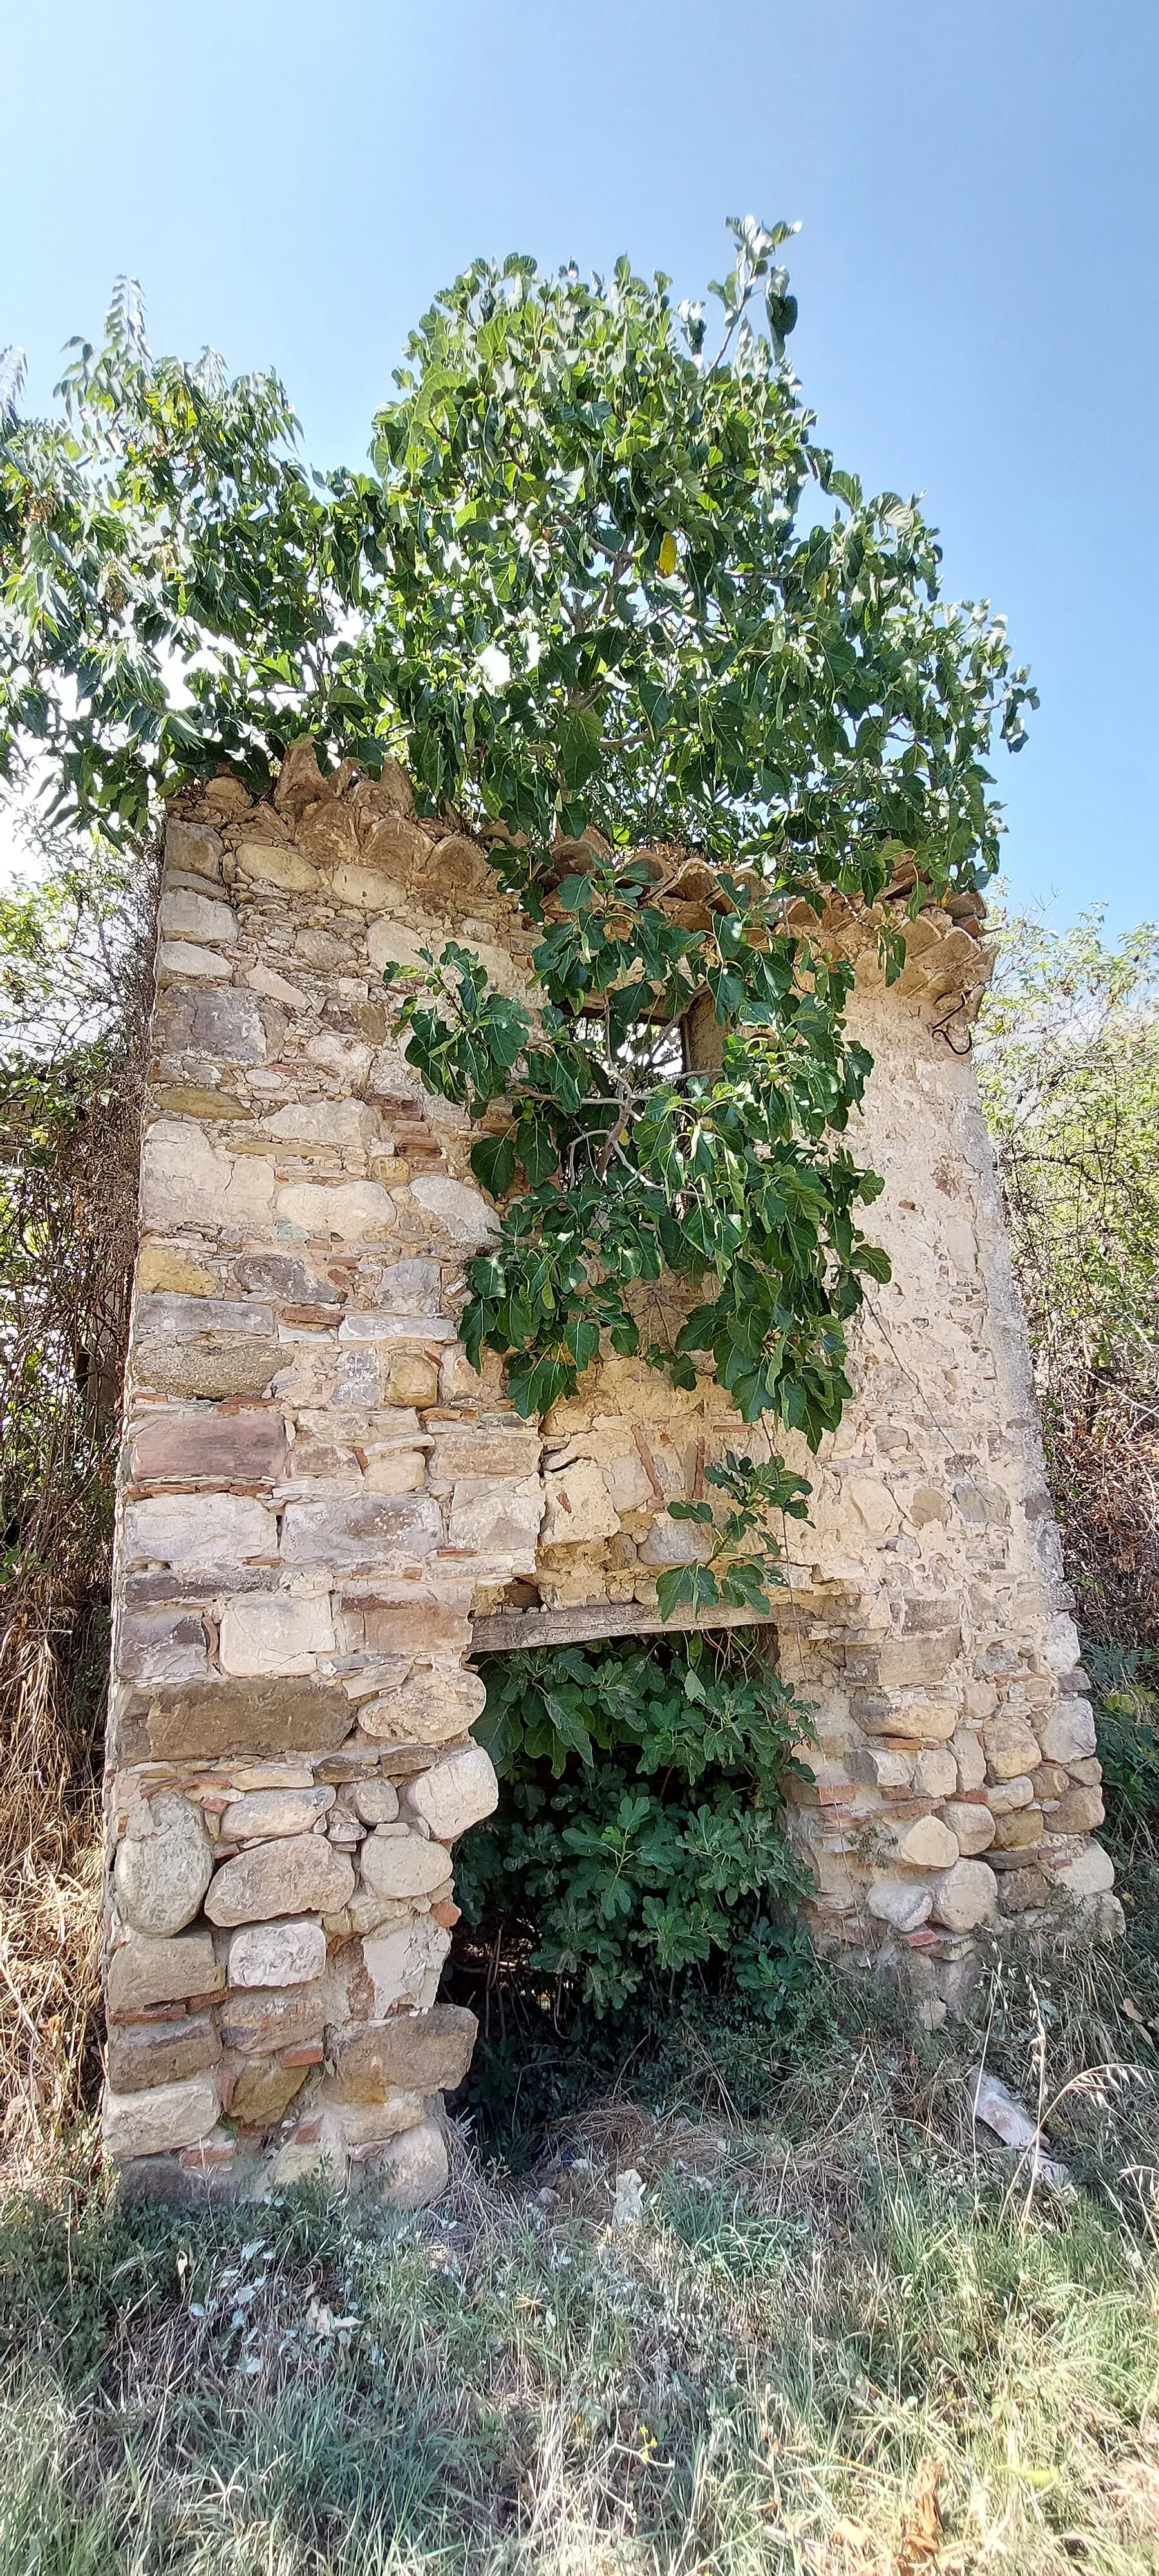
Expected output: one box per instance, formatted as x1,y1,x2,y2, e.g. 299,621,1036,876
894,1814,959,1870
358,1665,487,1746
540,1457,621,1546
867,1878,933,1932
221,1786,335,1841
1051,1785,1106,1834
331,2003,478,2099
106,2012,221,2095
983,1713,1041,1780
114,1792,214,1937
1039,1701,1098,1764
361,1916,451,2017
951,1728,986,1792
359,1828,453,1900
447,1475,544,1560
986,1773,1035,1815
123,1491,278,1571
408,1175,501,1245
1054,1842,1116,1902
351,1779,399,1826
912,1746,957,1798
929,1858,999,1931
276,1179,397,1242
404,1744,499,1842
218,1595,336,1680
227,1917,328,1988
943,1800,996,1855
217,1981,328,2056
205,1837,355,1926
992,1808,1045,1850
362,2116,449,2210
227,2056,312,2128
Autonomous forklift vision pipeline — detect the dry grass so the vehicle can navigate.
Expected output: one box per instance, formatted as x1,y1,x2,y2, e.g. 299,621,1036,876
1,2028,1157,2576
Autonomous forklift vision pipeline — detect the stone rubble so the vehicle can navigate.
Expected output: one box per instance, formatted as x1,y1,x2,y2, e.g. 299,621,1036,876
102,745,1118,2198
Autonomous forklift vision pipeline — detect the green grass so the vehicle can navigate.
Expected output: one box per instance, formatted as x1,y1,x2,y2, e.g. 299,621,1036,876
1,1810,1158,2576
1,2007,1158,2576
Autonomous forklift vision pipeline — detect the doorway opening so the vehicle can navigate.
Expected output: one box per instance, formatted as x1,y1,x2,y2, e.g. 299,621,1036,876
444,1622,818,2159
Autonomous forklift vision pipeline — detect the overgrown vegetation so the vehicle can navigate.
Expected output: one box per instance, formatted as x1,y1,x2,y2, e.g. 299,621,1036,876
979,906,1159,1849
0,822,152,2170
1,1976,1158,2576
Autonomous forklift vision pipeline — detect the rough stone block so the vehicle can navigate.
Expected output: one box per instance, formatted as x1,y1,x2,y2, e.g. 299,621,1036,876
140,1122,276,1231
227,2056,311,2127
433,1433,543,1492
227,1917,328,1988
986,1774,1035,1815
157,938,232,981
358,1596,472,1658
894,1814,959,1870
408,1175,500,1245
912,1747,957,1799
358,1665,487,1745
102,2071,220,2160
107,2012,221,2094
359,1829,453,1900
991,1808,1044,1850
235,840,320,893
876,1634,961,1688
361,1917,450,2017
404,1744,499,1842
159,891,238,946
447,1477,543,1560
115,1609,208,1685
983,1713,1041,1780
155,984,269,1065
540,1458,620,1544
276,1180,396,1240
167,820,223,880
107,1931,223,2019
928,1858,999,1931
381,1352,440,1406
218,1593,336,1678
124,1491,278,1570
352,1780,399,1826
331,2094,425,2150
951,1729,987,1792
942,1800,995,1855
1051,1785,1105,1835
867,1878,932,1932
330,2004,478,2099
280,1493,442,1567
206,1837,355,1925
130,1409,286,1485
126,1676,353,1765
1039,1701,1098,1764
267,1098,381,1148
1055,1842,1115,1901
216,1981,328,2056
997,1866,1053,1915
365,2115,448,2210
133,1338,281,1399
114,1793,214,1936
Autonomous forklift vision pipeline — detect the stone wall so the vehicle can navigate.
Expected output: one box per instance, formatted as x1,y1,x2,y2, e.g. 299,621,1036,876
103,746,1116,2191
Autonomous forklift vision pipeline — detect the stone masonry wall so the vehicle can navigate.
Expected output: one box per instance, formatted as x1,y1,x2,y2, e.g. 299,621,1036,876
104,746,1117,2192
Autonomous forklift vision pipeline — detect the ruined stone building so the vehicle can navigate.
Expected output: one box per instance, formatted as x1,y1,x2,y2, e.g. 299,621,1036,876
102,745,1117,2201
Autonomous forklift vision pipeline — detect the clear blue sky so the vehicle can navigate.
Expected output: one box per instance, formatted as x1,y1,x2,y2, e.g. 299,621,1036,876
6,0,1156,929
